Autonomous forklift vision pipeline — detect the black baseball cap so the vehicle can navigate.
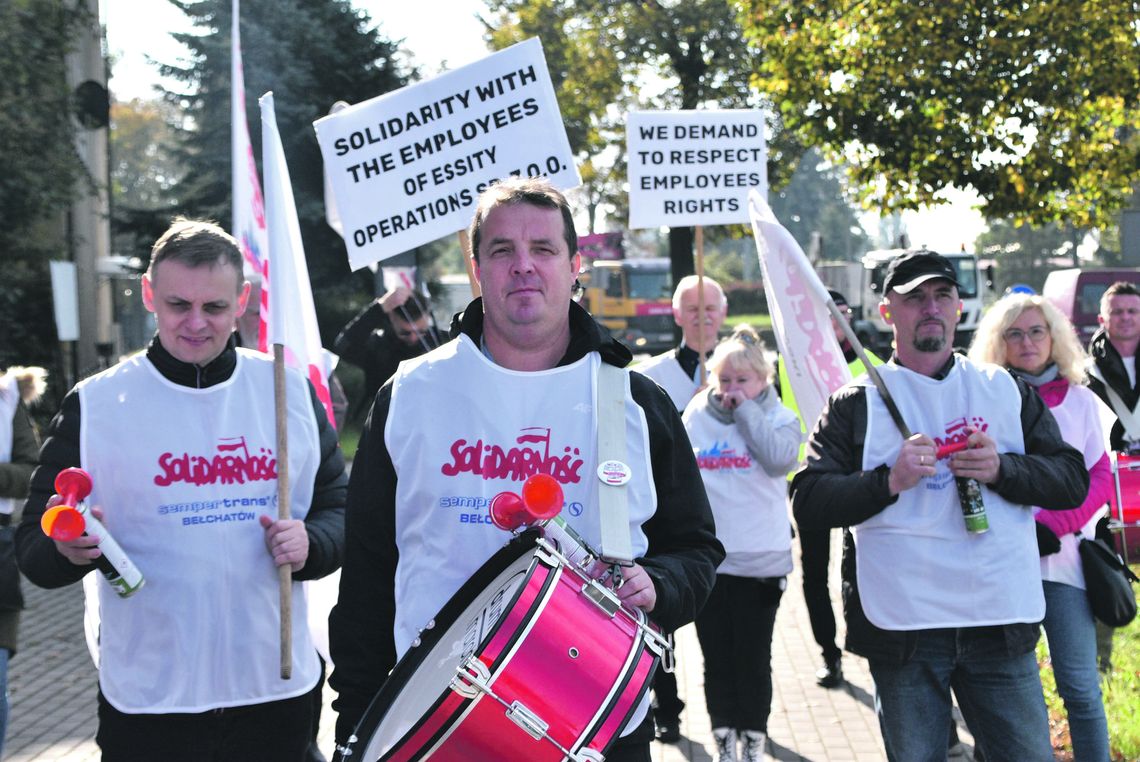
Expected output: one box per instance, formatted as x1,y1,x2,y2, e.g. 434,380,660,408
883,251,960,295
827,289,848,305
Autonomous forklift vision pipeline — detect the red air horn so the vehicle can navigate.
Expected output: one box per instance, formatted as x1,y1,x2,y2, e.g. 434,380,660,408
40,468,145,597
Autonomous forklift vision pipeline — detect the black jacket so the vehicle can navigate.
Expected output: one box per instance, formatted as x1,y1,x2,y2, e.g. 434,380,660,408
789,355,1088,661
1087,327,1137,451
16,336,348,588
329,299,723,744
333,300,434,425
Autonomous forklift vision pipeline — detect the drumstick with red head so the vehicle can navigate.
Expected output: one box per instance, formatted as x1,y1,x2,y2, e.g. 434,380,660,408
40,467,146,598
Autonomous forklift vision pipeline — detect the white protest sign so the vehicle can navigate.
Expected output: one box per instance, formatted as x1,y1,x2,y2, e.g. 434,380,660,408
315,37,580,270
627,110,767,229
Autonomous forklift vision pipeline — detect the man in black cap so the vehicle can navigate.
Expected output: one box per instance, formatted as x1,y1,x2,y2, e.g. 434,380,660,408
790,251,1087,761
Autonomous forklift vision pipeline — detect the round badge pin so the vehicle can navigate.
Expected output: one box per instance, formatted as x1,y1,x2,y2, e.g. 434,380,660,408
597,460,632,486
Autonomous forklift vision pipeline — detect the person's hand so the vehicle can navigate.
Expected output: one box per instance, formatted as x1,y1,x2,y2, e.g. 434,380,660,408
1035,522,1061,556
611,563,656,612
888,433,937,495
719,389,748,410
378,286,412,314
46,494,104,566
948,428,1001,485
259,515,309,572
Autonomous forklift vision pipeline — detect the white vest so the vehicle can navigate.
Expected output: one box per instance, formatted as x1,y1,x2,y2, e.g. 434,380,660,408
855,357,1043,630
386,336,656,654
683,395,793,578
635,351,696,411
78,349,321,712
0,376,18,516
1038,385,1110,590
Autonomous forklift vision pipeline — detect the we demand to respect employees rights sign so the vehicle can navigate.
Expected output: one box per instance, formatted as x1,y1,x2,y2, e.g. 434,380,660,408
627,110,767,229
315,38,580,270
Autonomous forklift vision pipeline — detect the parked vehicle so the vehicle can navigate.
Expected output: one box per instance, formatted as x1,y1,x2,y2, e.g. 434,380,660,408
1042,268,1140,345
578,258,675,353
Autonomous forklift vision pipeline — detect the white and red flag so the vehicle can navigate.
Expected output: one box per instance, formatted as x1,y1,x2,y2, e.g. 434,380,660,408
749,188,850,430
259,91,337,429
231,0,269,341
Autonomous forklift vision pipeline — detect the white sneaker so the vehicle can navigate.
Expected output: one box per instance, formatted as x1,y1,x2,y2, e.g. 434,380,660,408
740,730,767,762
712,727,739,762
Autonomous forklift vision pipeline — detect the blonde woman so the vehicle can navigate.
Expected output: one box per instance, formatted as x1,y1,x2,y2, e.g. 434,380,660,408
682,325,800,762
969,294,1111,762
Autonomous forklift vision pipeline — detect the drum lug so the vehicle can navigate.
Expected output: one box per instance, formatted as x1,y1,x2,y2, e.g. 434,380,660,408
450,655,492,699
581,579,622,617
571,750,605,762
507,700,550,740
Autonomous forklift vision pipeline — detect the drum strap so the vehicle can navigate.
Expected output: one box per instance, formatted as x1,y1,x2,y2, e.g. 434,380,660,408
596,362,634,565
1089,363,1140,443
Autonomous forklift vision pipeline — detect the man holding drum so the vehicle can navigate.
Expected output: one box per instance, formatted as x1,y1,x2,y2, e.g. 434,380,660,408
790,251,1088,761
330,177,723,761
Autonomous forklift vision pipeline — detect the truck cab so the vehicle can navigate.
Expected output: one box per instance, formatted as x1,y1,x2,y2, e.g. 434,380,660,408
578,258,675,353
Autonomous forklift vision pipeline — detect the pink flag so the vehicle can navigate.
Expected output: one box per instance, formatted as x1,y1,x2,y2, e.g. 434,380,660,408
231,0,270,348
749,188,850,431
259,91,337,429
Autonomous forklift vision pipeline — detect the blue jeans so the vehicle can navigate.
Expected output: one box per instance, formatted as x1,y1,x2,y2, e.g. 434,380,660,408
869,627,1053,762
1042,581,1110,761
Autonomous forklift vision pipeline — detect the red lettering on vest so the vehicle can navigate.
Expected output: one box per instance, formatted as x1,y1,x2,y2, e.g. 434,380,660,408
154,436,277,486
441,428,585,484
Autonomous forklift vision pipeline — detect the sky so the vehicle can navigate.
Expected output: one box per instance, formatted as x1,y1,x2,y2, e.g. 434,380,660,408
99,0,988,254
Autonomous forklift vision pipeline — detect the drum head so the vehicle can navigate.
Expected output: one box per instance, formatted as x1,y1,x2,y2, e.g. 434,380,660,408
346,531,541,760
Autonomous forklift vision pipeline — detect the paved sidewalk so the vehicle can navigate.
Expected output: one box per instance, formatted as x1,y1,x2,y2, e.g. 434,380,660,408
4,530,977,761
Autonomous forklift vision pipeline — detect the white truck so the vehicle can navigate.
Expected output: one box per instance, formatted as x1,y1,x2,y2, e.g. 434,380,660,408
817,248,994,354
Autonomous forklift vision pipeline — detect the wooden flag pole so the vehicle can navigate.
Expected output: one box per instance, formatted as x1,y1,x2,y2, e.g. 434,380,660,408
273,342,293,680
695,225,707,388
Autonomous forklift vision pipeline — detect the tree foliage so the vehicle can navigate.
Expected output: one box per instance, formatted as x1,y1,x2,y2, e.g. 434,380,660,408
159,0,414,343
485,0,801,293
0,0,89,369
976,219,1080,292
741,0,1140,228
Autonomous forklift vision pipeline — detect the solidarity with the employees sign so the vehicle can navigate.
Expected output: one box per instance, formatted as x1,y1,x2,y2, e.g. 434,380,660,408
315,38,579,270
627,110,767,229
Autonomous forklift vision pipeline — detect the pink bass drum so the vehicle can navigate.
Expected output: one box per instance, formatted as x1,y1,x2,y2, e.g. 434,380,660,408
342,531,667,761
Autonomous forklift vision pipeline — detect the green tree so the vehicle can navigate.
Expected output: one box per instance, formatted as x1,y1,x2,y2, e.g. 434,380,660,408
0,0,89,369
110,98,187,263
741,0,1140,228
484,0,796,288
160,0,414,343
977,219,1080,293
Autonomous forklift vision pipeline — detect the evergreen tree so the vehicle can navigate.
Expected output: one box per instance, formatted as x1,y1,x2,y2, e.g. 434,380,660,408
0,0,89,370
160,0,415,342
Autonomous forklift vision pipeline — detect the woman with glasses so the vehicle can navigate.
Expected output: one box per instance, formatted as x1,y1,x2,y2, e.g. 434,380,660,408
969,294,1111,761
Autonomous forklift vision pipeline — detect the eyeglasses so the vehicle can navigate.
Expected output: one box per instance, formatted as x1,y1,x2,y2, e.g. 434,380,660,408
1002,325,1049,344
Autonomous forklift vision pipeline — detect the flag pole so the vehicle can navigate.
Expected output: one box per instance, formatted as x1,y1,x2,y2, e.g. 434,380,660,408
695,225,707,387
273,342,293,680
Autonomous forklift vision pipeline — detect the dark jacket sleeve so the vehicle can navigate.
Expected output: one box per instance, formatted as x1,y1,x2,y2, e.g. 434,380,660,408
333,300,387,369
790,385,897,530
328,382,398,746
990,377,1089,511
15,390,90,588
0,402,38,502
296,381,348,581
629,372,724,633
